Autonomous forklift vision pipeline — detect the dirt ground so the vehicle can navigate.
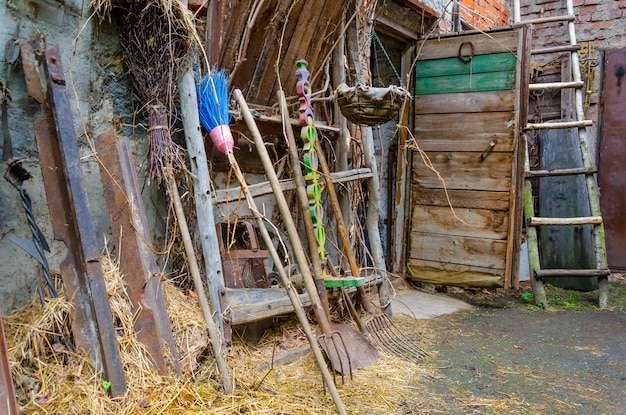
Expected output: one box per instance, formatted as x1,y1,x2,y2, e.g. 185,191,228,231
399,278,626,415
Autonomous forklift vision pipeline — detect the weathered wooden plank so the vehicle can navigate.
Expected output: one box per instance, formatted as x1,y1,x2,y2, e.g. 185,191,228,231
411,189,511,210
409,232,507,269
213,168,372,204
225,289,313,325
270,0,344,102
253,0,309,102
407,261,505,288
412,151,513,191
505,24,531,290
411,205,509,239
416,70,516,94
416,29,519,61
414,114,515,152
415,111,515,142
218,0,256,69
413,132,514,153
416,53,516,78
244,0,297,103
415,90,515,114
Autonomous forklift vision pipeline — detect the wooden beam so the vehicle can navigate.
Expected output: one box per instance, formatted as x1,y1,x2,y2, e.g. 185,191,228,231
375,15,420,41
415,30,519,61
396,0,441,18
213,168,372,203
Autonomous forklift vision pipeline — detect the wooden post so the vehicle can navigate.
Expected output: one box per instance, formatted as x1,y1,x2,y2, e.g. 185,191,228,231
178,69,227,339
361,126,390,312
523,136,547,307
333,16,351,271
178,63,232,392
392,45,415,275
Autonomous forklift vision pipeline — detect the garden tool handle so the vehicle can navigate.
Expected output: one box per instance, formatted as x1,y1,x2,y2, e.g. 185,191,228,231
314,135,361,280
277,90,335,322
234,89,333,335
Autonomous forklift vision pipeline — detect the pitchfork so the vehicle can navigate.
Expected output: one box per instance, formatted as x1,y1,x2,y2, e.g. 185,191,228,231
315,134,428,363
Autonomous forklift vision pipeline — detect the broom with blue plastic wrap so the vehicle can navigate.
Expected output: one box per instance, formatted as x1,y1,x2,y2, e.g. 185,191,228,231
197,69,235,155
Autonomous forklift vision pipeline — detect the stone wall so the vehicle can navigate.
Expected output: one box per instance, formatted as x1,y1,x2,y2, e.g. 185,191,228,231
0,0,138,314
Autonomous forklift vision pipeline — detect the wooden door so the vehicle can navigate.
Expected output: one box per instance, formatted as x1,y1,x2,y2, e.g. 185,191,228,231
598,47,626,272
406,28,528,288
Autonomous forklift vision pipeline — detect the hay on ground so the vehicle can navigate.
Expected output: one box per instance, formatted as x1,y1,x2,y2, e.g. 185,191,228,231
3,255,442,414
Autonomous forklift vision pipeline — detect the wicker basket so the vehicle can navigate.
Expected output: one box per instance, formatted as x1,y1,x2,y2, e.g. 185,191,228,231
332,83,410,126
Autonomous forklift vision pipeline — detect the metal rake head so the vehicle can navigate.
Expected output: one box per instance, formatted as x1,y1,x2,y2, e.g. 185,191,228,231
364,313,428,363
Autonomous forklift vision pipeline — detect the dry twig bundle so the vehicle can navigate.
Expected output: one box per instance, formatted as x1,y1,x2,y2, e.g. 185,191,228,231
96,0,195,182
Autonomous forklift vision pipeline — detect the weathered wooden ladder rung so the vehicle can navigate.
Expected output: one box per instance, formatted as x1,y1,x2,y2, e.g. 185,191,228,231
535,269,611,279
525,120,593,130
531,44,581,55
517,14,576,25
529,81,584,91
516,0,610,308
527,216,602,226
525,166,597,178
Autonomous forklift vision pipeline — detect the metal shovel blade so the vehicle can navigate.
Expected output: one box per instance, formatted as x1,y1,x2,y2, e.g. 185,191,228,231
317,322,378,375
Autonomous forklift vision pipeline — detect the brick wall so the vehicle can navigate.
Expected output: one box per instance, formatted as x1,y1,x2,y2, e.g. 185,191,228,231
520,0,626,144
459,0,510,29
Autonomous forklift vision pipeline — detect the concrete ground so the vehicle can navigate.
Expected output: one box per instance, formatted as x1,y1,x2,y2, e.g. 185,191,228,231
390,287,474,320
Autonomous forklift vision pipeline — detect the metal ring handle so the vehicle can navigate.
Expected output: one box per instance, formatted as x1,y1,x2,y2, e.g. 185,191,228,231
458,41,475,63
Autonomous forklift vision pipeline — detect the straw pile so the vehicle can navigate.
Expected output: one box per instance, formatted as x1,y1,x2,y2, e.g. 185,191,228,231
2,255,445,414
3,255,214,414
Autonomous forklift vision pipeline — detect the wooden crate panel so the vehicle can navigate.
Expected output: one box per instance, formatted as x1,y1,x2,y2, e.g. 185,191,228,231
416,29,519,61
416,53,516,79
411,204,509,240
407,260,505,287
416,70,516,94
415,90,515,115
412,151,513,191
409,232,507,269
410,188,511,211
414,114,515,153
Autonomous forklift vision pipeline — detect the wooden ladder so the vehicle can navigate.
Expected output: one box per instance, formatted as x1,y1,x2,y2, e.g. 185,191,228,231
514,0,610,307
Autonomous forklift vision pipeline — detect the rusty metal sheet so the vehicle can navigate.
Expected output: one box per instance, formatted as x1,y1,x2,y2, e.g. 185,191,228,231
21,39,126,397
0,319,18,415
42,44,126,397
96,132,180,376
599,47,626,272
22,36,100,371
